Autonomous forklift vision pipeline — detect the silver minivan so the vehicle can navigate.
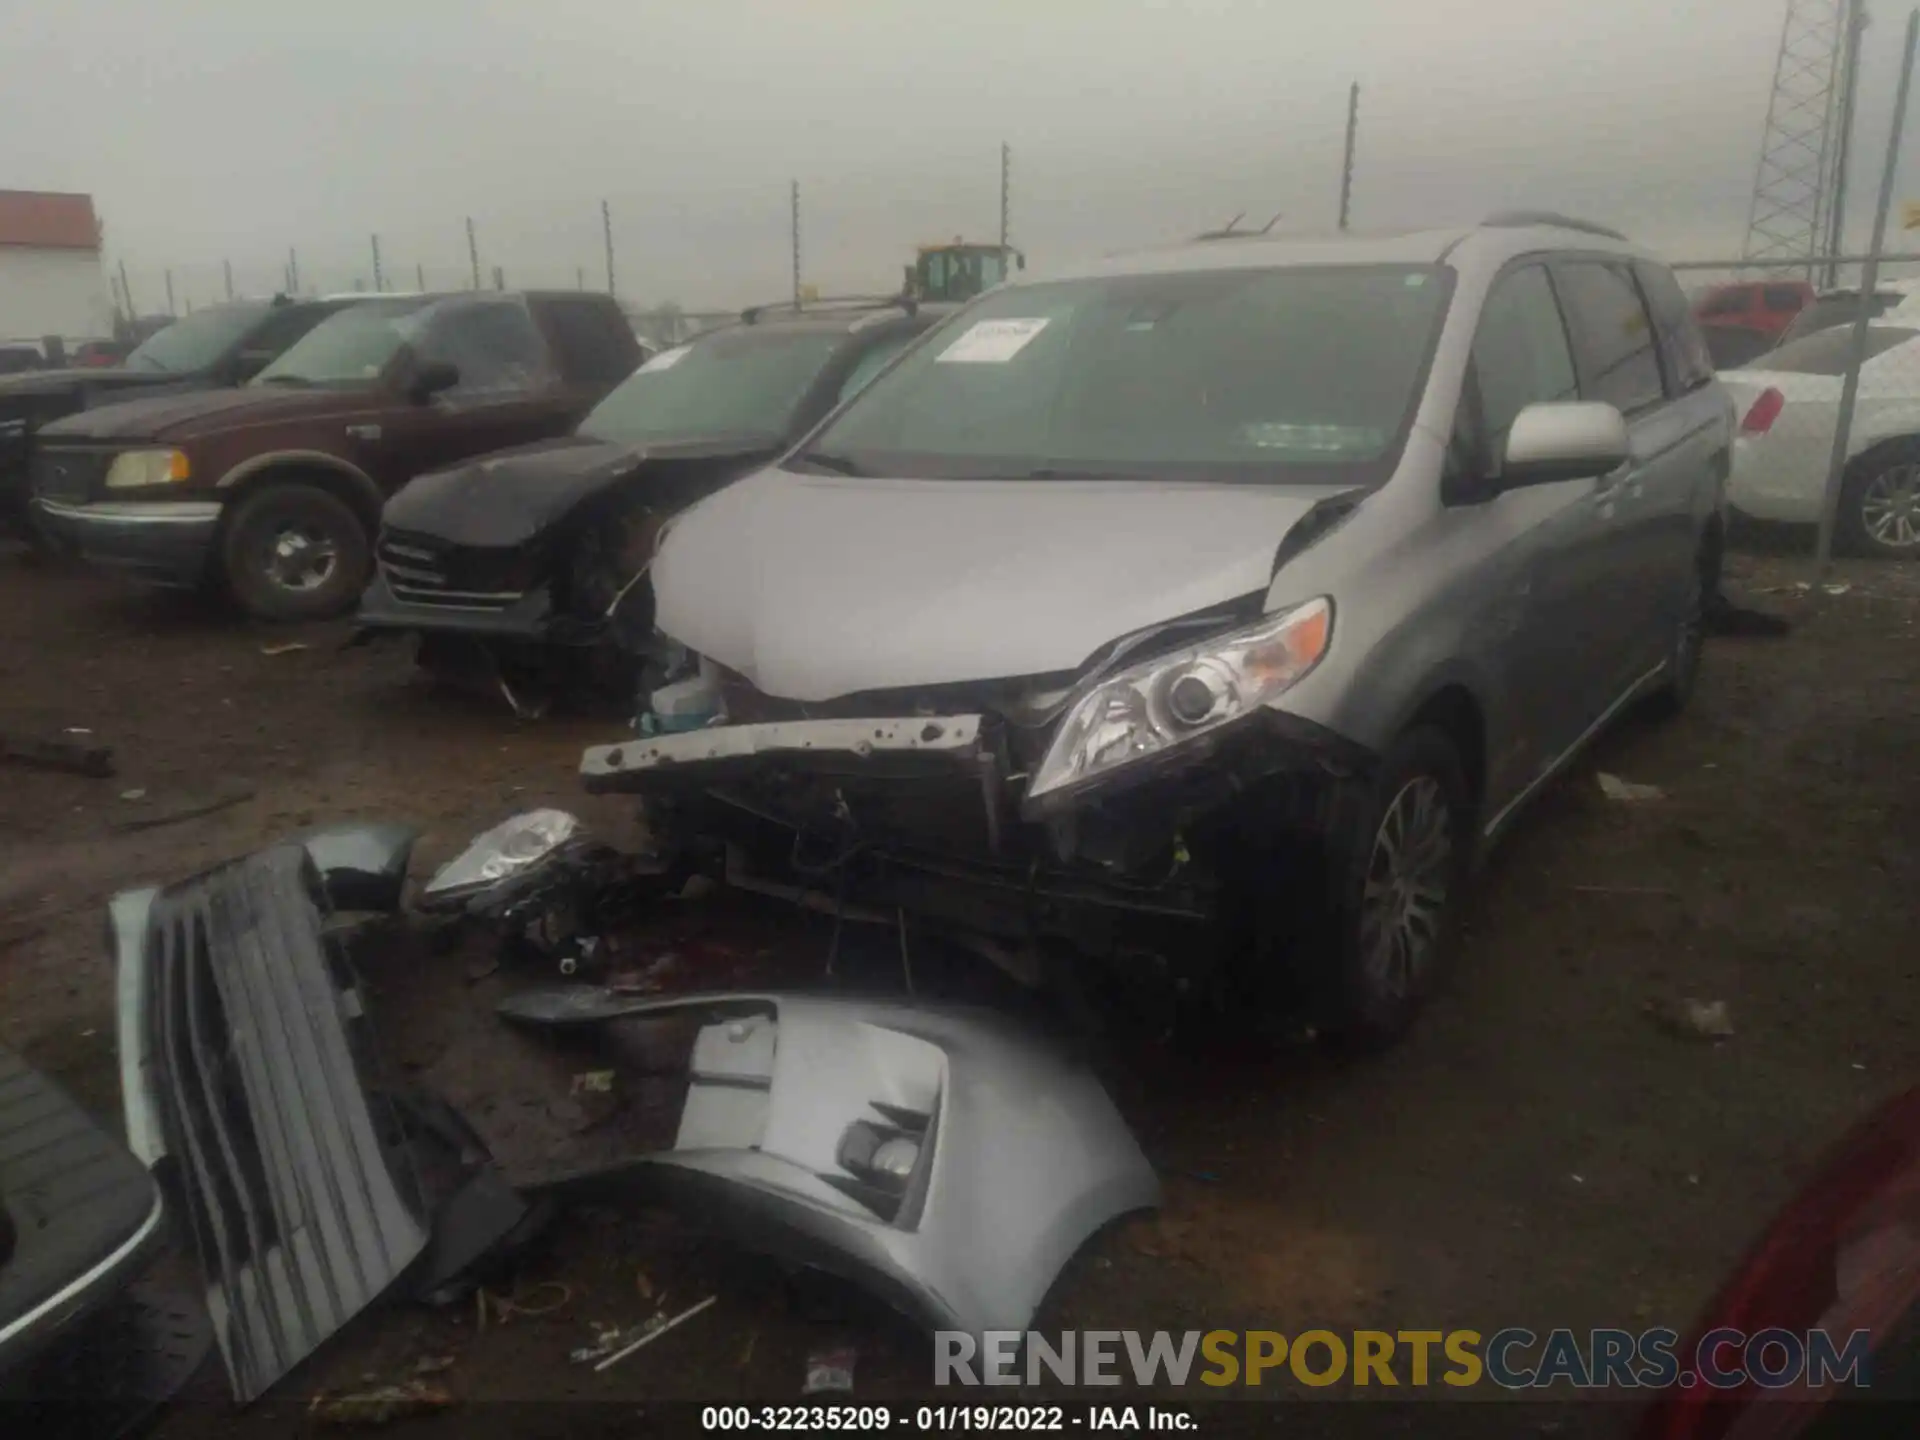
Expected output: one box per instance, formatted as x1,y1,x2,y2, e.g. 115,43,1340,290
582,213,1733,1047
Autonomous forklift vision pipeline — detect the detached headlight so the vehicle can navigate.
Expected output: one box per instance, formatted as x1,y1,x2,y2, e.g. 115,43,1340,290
103,449,191,489
1027,597,1333,802
419,808,580,909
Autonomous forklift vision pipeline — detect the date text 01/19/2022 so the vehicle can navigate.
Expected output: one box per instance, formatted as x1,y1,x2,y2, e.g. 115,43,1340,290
700,1405,1196,1431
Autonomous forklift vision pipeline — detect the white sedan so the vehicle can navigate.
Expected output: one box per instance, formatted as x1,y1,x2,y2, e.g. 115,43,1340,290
1722,321,1920,557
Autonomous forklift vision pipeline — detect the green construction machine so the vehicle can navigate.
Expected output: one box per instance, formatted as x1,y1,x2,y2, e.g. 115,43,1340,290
904,240,1025,303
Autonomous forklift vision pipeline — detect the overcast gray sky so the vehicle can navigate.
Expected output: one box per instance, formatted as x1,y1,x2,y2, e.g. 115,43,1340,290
4,0,1918,310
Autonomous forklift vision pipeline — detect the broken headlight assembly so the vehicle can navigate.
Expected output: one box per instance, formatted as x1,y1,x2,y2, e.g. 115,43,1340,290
419,809,583,909
419,809,664,977
1026,596,1332,803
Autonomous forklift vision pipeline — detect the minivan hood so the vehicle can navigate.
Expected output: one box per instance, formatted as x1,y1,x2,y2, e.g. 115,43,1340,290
37,385,374,443
653,466,1356,701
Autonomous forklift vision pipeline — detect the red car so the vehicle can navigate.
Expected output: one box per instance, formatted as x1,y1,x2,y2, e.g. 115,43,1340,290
1693,281,1816,369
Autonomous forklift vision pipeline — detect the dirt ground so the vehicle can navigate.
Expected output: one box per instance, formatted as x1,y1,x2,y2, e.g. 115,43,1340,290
2,543,1917,1433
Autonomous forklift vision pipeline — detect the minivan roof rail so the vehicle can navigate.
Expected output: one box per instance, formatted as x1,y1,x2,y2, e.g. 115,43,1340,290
1480,210,1628,242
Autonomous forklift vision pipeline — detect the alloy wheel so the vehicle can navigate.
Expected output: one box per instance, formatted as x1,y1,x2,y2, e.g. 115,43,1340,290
1860,462,1920,554
1358,775,1455,1001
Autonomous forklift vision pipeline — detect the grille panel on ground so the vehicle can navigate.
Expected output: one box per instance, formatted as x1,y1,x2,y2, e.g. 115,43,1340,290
144,845,427,1402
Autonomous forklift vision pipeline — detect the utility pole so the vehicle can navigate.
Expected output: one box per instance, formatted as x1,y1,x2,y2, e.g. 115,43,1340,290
493,265,505,291
576,266,586,290
288,247,300,295
223,258,234,301
1815,6,1917,578
371,234,384,292
118,259,134,318
602,199,615,296
165,269,176,316
1824,0,1869,285
467,217,481,290
1000,142,1011,249
1339,82,1360,231
417,262,426,291
790,180,802,309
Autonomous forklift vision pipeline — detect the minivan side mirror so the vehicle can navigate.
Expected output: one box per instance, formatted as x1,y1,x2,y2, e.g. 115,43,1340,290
408,360,461,404
1498,401,1629,490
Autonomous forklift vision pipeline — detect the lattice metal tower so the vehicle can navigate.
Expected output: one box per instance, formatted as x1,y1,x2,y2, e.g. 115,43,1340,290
1742,0,1861,275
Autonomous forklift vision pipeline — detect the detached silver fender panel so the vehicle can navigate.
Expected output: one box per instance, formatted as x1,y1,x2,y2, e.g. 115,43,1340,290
508,988,1160,1342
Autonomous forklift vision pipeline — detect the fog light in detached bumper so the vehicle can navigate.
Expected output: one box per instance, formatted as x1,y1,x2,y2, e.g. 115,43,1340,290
833,1117,930,1218
870,1136,922,1182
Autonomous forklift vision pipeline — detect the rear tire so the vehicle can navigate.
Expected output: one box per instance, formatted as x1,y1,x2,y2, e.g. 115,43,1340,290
221,482,371,621
1840,442,1920,559
1648,547,1708,719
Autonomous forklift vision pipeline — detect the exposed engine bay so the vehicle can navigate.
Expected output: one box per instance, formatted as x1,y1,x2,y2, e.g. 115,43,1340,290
583,596,1377,996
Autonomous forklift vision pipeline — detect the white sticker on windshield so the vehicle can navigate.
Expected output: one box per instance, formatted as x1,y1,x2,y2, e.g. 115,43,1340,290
936,317,1050,364
638,345,690,373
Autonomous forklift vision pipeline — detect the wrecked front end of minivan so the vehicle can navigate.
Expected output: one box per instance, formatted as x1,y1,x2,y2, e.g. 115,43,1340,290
583,593,1374,993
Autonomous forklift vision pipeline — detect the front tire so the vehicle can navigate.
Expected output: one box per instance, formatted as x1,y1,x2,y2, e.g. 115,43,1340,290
1841,443,1920,559
221,482,371,621
1315,725,1473,1049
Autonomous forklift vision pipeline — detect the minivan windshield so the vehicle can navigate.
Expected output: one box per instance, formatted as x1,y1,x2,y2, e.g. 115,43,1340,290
123,302,268,374
578,328,847,447
251,297,434,387
800,265,1452,482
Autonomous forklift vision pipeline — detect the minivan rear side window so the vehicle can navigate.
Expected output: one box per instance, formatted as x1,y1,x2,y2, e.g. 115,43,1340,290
1552,261,1666,415
1634,261,1716,394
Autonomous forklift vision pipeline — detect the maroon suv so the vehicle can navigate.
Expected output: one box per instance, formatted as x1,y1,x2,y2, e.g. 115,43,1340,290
31,291,640,620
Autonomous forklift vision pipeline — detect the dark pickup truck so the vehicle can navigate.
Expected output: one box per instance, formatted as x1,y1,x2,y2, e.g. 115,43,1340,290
0,297,350,541
31,291,641,620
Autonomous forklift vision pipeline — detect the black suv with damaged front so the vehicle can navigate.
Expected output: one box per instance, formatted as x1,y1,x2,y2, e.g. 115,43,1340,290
357,299,948,713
